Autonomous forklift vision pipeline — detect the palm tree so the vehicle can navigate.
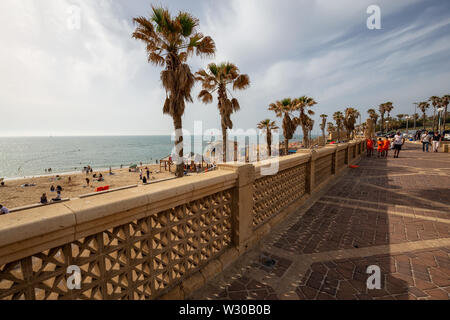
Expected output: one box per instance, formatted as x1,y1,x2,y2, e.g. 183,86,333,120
257,119,279,157
383,102,394,132
293,96,317,148
320,114,327,142
269,98,297,155
333,111,344,141
344,108,359,140
418,102,430,130
378,104,386,134
327,122,335,137
132,7,215,177
196,62,250,162
305,118,315,146
367,108,378,135
441,95,450,132
429,96,441,132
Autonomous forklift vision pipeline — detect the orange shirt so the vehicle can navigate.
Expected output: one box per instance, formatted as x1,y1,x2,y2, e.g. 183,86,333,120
367,139,373,148
383,139,390,150
377,140,383,150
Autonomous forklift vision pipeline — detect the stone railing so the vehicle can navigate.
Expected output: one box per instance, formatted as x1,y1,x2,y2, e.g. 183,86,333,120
0,139,366,300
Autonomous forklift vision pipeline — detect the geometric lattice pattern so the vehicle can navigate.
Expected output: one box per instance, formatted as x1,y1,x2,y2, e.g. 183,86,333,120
252,164,307,228
352,146,356,159
0,189,233,300
337,150,346,168
314,154,333,187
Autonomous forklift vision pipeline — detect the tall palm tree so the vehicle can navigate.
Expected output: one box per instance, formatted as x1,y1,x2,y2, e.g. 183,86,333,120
269,98,297,155
320,114,327,142
132,7,215,177
378,104,386,134
367,108,378,135
441,95,450,132
293,96,317,148
429,96,441,132
257,119,279,157
418,102,430,130
333,111,344,141
196,62,250,162
344,108,359,140
305,118,315,147
327,122,335,138
383,102,394,132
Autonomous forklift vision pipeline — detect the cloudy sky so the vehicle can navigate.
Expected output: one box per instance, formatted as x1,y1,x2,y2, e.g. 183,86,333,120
1,0,449,137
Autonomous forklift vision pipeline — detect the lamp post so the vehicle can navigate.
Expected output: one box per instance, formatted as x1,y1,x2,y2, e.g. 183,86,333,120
385,120,389,134
405,115,410,134
413,102,418,130
438,107,444,133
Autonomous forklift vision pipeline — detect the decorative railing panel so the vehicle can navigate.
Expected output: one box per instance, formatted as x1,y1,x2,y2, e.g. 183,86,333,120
314,154,333,187
252,164,307,228
337,149,346,168
0,189,233,300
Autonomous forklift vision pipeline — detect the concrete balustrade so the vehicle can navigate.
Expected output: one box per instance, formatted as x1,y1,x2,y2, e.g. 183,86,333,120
0,139,366,300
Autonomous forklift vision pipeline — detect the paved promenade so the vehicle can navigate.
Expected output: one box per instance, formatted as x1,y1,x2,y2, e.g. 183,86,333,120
190,143,450,300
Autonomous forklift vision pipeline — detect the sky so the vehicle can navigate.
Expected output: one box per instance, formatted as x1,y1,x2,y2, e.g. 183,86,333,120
0,0,449,137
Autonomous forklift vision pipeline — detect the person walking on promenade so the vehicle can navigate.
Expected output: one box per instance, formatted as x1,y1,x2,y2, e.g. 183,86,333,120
393,131,405,158
431,131,442,152
366,138,374,157
383,137,390,158
421,130,430,152
377,138,383,158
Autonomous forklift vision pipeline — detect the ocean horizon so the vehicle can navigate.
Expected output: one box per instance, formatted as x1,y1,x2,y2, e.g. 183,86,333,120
0,134,312,179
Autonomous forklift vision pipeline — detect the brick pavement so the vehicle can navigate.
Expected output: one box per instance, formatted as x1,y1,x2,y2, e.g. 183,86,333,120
190,143,450,300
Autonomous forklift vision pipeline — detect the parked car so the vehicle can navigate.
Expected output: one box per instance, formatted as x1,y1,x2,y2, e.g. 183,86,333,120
443,130,450,141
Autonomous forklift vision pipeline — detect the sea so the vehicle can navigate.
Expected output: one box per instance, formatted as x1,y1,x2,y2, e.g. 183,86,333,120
0,135,309,179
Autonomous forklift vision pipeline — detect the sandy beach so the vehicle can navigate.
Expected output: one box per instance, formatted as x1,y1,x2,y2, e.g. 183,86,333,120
0,164,174,209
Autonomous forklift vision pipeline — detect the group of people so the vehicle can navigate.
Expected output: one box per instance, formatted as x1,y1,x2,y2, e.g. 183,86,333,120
366,131,406,158
139,167,152,184
419,131,443,152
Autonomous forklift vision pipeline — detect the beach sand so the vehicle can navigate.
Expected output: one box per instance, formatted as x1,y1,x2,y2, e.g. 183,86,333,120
0,164,174,209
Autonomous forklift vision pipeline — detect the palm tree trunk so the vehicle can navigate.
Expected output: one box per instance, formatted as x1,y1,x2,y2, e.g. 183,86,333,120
222,125,227,163
433,107,436,132
284,139,289,155
267,132,272,157
301,125,308,148
173,115,184,178
423,113,426,130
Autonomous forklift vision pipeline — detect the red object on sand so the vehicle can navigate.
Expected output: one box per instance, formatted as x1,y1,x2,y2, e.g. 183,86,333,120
349,165,359,169
103,185,110,191
96,187,104,192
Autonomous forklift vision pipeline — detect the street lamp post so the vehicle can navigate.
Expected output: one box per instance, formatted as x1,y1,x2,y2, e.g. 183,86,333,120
438,107,444,133
405,115,410,134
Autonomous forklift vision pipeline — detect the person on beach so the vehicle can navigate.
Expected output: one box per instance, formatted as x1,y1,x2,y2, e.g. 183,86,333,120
432,131,442,152
146,168,150,180
377,138,383,158
86,178,90,187
143,176,147,184
56,185,63,192
139,169,143,180
0,204,10,215
393,131,405,158
98,174,104,182
52,191,62,202
50,185,55,192
40,193,48,204
366,138,374,157
421,130,430,152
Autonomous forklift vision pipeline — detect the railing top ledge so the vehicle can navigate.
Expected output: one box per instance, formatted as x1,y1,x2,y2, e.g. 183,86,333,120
0,170,238,263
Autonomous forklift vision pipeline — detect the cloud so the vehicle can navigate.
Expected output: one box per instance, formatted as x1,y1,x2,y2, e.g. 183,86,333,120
0,0,449,137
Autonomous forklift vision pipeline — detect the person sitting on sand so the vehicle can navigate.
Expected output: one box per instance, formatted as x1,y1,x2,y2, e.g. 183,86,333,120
52,191,62,202
0,204,10,215
50,185,55,192
98,174,104,182
143,176,147,184
86,178,90,187
56,185,63,192
40,193,48,204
